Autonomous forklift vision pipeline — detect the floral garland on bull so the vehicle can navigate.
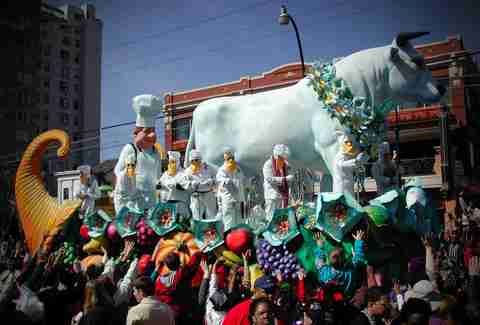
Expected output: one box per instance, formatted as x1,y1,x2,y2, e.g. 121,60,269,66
308,60,396,157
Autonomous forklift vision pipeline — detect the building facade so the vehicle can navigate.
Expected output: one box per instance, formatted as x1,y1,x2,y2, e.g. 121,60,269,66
0,0,42,165
163,35,480,204
0,2,102,194
40,2,102,175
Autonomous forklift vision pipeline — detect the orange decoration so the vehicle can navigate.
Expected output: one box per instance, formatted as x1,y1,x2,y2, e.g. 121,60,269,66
15,130,82,255
80,255,103,272
152,232,199,275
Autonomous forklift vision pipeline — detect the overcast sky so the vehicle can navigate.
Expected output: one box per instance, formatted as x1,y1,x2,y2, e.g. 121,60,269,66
46,0,480,161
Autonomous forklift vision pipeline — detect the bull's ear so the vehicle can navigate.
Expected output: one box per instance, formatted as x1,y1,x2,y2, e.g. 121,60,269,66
387,47,399,62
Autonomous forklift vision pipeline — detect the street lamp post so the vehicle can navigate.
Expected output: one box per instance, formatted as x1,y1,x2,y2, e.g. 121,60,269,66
439,104,451,193
278,5,305,77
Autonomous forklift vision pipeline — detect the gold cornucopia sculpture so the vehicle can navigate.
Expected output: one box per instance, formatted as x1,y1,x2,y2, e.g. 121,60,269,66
15,130,82,255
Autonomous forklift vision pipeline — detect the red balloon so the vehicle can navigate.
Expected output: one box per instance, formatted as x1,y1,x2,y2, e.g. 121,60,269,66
225,227,252,255
80,225,90,240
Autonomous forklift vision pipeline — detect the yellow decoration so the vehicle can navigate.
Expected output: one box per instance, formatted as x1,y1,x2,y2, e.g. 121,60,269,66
167,161,177,176
342,139,359,156
82,237,108,254
249,264,265,290
80,255,103,272
225,159,237,174
154,143,166,160
15,130,82,255
191,161,202,174
126,165,136,177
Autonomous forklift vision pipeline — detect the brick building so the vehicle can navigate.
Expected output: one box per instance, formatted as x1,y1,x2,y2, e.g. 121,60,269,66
163,35,480,196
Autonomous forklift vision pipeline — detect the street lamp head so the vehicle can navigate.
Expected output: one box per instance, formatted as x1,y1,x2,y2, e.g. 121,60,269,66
278,5,289,25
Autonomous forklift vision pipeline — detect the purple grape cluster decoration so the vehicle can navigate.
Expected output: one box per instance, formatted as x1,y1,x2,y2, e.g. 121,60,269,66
256,239,301,280
136,218,158,247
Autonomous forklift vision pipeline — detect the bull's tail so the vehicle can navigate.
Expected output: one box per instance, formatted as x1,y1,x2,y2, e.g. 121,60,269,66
184,118,196,168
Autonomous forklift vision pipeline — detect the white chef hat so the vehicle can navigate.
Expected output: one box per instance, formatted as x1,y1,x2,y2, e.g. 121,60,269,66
77,165,91,177
273,144,290,158
168,151,181,164
190,149,202,161
132,94,163,128
223,146,235,158
378,141,391,157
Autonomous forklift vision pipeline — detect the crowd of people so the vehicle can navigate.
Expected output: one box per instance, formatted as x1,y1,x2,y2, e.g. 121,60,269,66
1,188,480,325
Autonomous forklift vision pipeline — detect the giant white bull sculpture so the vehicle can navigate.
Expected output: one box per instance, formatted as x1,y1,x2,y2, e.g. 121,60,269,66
184,33,445,193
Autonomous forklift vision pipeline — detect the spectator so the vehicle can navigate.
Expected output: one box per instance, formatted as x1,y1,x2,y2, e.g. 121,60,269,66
222,275,277,325
248,297,274,325
126,276,175,325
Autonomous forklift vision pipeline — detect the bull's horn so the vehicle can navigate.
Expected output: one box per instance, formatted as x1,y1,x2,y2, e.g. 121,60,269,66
15,130,82,255
395,32,429,47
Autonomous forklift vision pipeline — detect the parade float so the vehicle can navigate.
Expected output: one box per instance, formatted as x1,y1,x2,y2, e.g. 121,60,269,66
14,32,445,294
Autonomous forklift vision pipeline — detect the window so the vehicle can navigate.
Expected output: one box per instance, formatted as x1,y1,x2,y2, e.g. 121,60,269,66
58,112,69,124
74,13,83,21
43,80,50,88
59,25,71,33
59,81,68,94
74,84,80,93
75,39,80,48
43,93,49,104
63,188,70,200
60,49,70,61
43,111,49,121
74,116,79,126
41,29,47,39
172,118,191,141
74,55,80,64
62,36,71,46
61,67,70,79
44,62,50,72
59,97,69,109
73,100,79,110
74,28,81,35
43,44,51,56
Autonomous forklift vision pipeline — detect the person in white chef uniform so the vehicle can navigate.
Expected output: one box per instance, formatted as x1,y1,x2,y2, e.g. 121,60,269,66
180,149,217,220
216,147,246,231
332,133,369,197
113,153,140,213
74,165,101,219
114,94,163,212
262,144,295,222
159,151,190,217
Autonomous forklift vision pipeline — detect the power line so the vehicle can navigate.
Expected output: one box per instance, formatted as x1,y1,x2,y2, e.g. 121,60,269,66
103,0,353,72
109,1,365,75
107,0,277,52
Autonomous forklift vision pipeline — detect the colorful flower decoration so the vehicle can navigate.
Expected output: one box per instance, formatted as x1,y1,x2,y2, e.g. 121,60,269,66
147,202,179,237
308,60,396,151
84,209,112,239
193,219,224,253
262,207,300,246
315,193,364,242
115,207,143,238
